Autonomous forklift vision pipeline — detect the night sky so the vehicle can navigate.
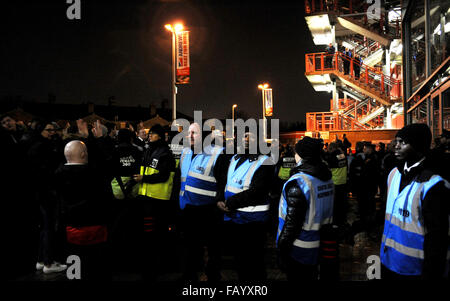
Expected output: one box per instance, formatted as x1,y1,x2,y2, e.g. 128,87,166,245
2,0,330,123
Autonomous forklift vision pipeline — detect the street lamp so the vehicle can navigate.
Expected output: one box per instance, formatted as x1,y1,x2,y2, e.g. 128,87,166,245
258,83,270,140
232,104,237,138
165,23,184,122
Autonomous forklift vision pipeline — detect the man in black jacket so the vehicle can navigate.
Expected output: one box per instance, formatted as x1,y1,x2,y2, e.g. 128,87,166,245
218,132,274,280
109,129,142,273
56,140,111,280
380,124,449,280
29,121,67,274
133,124,176,281
277,137,336,280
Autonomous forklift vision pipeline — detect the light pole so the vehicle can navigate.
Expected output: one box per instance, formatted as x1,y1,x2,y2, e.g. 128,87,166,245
258,83,269,140
165,23,184,122
232,104,237,138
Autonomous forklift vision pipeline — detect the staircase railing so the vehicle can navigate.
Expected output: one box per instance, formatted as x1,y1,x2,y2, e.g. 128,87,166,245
305,52,403,100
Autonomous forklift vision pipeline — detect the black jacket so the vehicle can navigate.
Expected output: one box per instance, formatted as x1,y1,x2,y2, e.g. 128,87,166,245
392,158,449,279
55,164,111,227
277,159,332,253
224,154,275,211
141,139,175,185
112,142,142,177
27,135,64,206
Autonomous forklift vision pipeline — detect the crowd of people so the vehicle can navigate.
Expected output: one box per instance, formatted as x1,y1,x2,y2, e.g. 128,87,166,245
1,112,449,281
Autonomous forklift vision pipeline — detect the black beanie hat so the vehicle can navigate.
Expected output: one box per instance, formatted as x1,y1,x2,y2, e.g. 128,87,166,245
395,123,431,154
117,129,133,143
295,136,322,160
150,124,165,139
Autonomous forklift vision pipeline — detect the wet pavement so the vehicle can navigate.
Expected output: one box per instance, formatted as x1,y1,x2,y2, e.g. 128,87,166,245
16,193,383,282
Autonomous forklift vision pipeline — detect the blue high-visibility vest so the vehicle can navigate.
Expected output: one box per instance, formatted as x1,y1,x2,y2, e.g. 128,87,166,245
179,145,224,210
380,167,447,276
277,172,334,265
224,155,270,224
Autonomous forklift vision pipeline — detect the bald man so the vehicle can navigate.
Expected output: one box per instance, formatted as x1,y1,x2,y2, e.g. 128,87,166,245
64,140,88,164
178,122,231,281
55,140,112,280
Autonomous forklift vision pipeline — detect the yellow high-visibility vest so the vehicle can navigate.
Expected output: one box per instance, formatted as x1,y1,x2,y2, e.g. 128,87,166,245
138,166,174,200
278,166,291,181
111,176,139,199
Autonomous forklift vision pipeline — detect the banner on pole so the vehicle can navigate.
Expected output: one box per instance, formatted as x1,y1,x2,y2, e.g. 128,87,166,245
263,88,273,117
176,31,190,84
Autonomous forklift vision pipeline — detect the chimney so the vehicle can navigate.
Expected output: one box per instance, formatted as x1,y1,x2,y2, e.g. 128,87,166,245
88,102,94,113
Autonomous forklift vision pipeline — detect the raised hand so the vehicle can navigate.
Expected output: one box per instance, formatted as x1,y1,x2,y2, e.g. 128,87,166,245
76,119,89,138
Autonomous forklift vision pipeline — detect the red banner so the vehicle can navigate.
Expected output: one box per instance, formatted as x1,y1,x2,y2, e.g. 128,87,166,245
176,31,190,84
263,89,273,117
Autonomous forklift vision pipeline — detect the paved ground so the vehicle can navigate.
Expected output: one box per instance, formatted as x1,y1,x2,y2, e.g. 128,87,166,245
16,193,383,282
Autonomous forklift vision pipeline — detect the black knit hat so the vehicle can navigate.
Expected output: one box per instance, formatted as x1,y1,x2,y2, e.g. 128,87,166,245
150,124,165,139
295,136,323,160
395,123,431,154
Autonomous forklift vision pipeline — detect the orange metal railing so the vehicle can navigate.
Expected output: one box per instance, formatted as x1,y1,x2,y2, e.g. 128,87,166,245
306,111,368,132
305,52,403,100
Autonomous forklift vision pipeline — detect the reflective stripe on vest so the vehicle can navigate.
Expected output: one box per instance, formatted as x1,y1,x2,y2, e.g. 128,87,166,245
179,145,224,209
138,166,174,200
380,167,445,276
277,172,334,265
224,155,270,224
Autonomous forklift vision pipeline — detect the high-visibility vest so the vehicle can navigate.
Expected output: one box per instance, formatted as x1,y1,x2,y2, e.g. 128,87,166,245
380,167,447,276
277,172,334,265
224,155,270,224
278,156,296,181
330,153,347,186
138,148,175,201
179,145,224,209
111,176,139,199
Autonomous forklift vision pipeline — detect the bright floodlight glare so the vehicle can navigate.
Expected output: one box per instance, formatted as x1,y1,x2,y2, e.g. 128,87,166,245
174,23,184,33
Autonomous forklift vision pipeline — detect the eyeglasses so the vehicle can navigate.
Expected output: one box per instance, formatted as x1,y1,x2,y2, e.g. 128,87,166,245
44,128,57,132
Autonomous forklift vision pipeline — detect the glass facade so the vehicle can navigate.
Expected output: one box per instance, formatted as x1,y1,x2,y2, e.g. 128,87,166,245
411,2,426,91
430,0,449,74
405,0,450,138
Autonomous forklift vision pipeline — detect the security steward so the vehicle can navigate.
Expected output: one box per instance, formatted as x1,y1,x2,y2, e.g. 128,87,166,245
133,124,176,281
109,129,142,272
277,137,335,280
217,131,274,280
178,123,230,281
380,123,449,280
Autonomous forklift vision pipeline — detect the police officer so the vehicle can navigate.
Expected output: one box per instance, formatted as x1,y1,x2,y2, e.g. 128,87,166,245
217,131,274,280
277,137,335,280
133,124,176,280
178,123,230,281
380,124,449,280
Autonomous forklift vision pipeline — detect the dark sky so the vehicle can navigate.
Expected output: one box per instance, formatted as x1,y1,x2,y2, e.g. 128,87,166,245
2,0,330,122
